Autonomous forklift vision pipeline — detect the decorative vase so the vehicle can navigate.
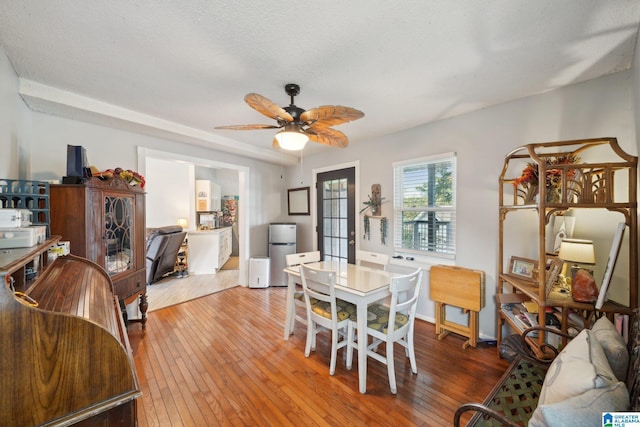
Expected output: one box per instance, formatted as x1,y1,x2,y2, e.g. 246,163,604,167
546,185,561,203
523,184,538,204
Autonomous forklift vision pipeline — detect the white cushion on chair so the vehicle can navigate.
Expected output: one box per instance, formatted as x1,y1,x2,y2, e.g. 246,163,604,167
529,381,629,427
591,316,629,381
538,329,618,405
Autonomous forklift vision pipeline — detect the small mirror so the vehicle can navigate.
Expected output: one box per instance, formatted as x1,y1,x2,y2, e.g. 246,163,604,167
288,187,310,215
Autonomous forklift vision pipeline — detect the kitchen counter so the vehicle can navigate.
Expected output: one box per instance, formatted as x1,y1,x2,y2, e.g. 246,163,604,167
189,226,232,234
187,227,232,274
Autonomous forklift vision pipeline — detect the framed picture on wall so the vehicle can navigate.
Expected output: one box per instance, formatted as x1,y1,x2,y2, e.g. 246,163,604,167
288,187,310,215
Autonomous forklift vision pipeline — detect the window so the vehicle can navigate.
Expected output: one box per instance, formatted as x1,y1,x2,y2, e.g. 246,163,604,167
393,153,456,259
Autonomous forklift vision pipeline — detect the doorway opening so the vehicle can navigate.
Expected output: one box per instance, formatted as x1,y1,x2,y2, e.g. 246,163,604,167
137,147,250,286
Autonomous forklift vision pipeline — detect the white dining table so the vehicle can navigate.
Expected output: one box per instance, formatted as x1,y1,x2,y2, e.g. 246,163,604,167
283,260,402,394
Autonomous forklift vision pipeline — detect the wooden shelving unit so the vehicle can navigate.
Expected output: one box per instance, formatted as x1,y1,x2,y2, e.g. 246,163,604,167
497,137,638,354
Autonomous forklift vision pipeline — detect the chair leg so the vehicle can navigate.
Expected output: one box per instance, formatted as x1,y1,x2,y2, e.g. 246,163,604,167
386,339,397,394
346,322,355,370
408,330,418,374
305,321,314,357
329,329,339,375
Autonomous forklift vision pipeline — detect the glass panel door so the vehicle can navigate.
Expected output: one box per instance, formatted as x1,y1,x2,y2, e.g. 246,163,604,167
104,195,134,275
316,167,355,263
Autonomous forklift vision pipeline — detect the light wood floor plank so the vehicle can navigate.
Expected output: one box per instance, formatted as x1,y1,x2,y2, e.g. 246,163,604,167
129,284,508,426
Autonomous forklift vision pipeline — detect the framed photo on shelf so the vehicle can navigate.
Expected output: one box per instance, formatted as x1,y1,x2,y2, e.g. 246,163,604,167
595,222,626,310
507,256,538,282
545,255,564,296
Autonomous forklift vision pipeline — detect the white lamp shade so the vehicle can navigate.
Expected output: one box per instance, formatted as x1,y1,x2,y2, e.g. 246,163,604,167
275,125,309,151
558,238,595,265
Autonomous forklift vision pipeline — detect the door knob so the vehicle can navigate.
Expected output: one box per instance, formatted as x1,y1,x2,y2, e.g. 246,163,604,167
349,240,355,245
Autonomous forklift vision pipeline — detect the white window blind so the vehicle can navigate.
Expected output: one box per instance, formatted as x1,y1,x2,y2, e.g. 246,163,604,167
393,153,456,258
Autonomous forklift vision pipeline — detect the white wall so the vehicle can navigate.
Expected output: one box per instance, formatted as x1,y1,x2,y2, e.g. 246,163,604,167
146,158,194,228
288,70,638,340
0,49,31,179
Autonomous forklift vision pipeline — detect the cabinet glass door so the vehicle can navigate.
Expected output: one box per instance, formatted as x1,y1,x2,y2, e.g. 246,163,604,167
104,195,133,275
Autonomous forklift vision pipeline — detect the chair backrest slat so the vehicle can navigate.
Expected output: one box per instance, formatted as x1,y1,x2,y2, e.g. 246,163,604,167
286,251,321,267
300,264,336,303
356,250,389,270
387,268,422,334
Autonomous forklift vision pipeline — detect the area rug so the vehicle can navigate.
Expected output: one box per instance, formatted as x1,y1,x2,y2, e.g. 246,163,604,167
146,270,239,312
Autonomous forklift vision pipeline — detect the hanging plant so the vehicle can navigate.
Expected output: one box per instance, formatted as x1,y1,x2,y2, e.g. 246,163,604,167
380,217,388,245
360,194,385,216
363,215,371,240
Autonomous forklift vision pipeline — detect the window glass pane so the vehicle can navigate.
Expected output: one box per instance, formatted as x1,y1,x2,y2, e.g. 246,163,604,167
394,154,456,258
323,199,331,215
331,179,340,197
340,238,348,258
339,178,347,198
324,235,332,254
331,200,338,218
323,218,332,235
331,237,340,256
331,218,342,237
339,198,347,217
340,218,347,236
323,181,332,199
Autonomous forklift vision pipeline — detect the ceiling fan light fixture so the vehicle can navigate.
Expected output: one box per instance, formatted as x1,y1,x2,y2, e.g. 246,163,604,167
275,125,309,151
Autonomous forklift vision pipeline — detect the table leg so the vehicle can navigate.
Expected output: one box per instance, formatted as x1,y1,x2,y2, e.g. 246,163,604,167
469,310,478,348
284,274,295,340
357,301,368,394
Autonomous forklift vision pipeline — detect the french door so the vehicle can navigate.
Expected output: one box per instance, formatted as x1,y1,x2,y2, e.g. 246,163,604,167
316,167,356,263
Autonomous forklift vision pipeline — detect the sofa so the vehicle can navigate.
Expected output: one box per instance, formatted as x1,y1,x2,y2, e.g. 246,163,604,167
454,310,640,426
145,225,186,285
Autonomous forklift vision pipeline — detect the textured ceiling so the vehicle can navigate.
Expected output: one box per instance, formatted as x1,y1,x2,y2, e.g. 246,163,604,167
0,1,639,165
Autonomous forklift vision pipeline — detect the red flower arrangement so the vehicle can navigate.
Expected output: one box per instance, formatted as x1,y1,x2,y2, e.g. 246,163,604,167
513,155,580,188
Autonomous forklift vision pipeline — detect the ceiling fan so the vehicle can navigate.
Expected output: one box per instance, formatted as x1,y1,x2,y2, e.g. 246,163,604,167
215,83,364,151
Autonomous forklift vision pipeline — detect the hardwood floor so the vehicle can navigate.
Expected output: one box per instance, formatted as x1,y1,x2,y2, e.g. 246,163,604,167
127,285,509,427
145,270,239,312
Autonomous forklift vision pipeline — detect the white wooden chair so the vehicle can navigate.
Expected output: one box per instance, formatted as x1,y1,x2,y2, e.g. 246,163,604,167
285,251,321,331
346,267,422,393
356,250,389,270
300,263,355,375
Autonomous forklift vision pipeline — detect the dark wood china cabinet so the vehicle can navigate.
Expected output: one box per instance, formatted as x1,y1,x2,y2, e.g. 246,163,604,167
50,175,148,327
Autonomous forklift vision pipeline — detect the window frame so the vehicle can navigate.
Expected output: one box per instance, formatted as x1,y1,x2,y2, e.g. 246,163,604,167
392,152,457,260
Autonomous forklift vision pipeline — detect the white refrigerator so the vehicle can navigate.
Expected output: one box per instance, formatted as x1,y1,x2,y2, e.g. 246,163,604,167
268,223,297,287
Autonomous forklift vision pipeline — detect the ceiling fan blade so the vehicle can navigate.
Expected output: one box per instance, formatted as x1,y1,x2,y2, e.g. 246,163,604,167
305,127,349,148
215,124,281,130
300,105,364,127
244,93,294,122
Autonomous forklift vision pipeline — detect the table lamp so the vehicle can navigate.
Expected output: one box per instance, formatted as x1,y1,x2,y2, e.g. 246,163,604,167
177,218,188,228
558,238,595,280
